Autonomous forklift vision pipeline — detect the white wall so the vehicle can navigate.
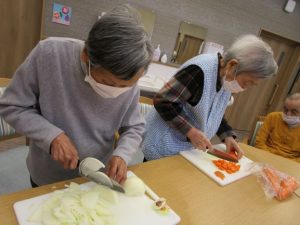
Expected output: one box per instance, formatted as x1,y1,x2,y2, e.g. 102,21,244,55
43,0,300,62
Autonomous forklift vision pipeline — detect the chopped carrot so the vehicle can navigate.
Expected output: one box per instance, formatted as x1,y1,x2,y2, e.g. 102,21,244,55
214,171,225,180
212,159,240,174
228,151,238,159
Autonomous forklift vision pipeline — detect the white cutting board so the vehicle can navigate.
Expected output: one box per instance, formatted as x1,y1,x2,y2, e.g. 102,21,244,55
180,144,253,186
13,171,180,225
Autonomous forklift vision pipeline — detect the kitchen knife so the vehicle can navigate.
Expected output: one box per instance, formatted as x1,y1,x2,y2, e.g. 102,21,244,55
206,148,238,162
78,157,125,193
84,170,125,193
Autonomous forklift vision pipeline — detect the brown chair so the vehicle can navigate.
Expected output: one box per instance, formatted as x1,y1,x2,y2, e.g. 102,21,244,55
246,116,266,146
114,96,154,148
0,78,17,141
0,77,30,145
139,96,153,117
0,77,11,87
139,96,153,105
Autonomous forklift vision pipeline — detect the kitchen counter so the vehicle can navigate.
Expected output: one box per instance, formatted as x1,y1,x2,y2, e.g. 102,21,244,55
1,143,300,225
138,62,178,97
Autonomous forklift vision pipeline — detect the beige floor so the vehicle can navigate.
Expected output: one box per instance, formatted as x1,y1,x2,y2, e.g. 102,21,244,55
0,137,30,194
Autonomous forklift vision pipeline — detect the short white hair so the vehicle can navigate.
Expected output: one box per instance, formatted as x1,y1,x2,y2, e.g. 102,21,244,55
286,93,300,101
223,34,278,79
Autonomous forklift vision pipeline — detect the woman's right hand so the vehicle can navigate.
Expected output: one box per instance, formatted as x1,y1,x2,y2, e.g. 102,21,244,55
50,133,79,170
186,127,213,151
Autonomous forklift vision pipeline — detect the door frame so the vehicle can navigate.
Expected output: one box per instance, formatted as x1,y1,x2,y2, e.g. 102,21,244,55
0,0,44,78
225,29,300,131
258,29,300,112
175,34,203,64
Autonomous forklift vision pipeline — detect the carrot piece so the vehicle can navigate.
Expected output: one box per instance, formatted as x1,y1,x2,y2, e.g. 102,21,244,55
214,171,225,180
212,159,240,174
263,168,280,193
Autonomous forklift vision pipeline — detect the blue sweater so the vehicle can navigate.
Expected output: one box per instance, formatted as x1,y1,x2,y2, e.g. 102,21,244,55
0,37,145,185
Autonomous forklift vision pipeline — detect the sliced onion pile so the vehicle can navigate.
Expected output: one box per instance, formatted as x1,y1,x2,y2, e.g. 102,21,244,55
28,182,118,225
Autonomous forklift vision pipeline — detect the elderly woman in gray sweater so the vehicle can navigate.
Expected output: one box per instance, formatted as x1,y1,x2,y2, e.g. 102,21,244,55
0,6,153,186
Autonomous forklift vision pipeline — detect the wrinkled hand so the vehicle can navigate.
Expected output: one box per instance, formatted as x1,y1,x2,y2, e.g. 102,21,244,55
186,127,213,151
106,156,127,185
224,136,244,159
50,133,79,169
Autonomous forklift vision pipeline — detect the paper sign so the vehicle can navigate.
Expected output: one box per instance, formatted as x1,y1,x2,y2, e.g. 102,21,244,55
52,3,72,25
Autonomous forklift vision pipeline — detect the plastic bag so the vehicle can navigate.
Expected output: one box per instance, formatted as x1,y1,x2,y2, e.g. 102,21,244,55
251,163,299,201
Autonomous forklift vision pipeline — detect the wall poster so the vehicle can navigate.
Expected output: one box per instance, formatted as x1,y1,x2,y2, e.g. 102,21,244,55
52,3,72,25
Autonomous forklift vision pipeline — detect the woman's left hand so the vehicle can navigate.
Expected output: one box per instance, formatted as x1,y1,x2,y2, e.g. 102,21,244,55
224,137,244,159
106,156,127,184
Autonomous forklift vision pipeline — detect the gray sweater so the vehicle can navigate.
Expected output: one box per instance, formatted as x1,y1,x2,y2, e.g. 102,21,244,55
0,38,145,185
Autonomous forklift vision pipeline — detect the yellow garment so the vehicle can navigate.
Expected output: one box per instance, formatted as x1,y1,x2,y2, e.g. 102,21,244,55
255,112,300,163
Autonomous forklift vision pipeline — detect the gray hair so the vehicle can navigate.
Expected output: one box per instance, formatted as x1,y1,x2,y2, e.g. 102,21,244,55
223,34,278,79
286,93,300,101
85,5,153,80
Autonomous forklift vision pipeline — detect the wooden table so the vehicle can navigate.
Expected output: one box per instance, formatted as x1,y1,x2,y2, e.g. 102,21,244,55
1,143,300,225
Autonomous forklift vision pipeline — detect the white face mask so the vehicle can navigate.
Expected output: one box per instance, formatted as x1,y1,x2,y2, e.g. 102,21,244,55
222,71,244,93
282,113,300,128
84,61,132,98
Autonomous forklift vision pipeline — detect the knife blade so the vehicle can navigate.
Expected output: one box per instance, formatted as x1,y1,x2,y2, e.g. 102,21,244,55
78,157,125,193
207,148,238,162
85,170,125,193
